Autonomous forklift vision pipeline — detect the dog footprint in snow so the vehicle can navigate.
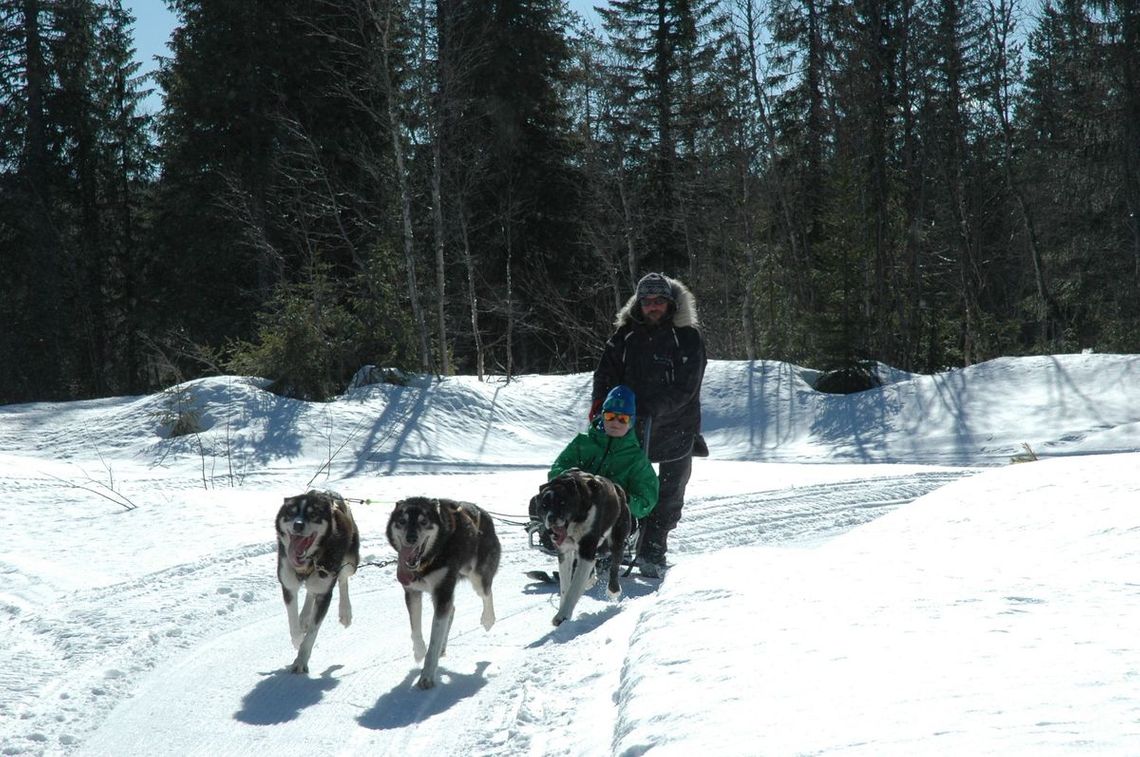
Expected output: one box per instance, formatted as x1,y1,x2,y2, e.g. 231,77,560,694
217,586,257,603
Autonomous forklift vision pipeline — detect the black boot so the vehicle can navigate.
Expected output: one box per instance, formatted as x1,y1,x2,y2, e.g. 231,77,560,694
636,528,668,578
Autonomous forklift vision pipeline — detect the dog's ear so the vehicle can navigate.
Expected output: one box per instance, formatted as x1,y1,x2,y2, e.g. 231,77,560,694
332,500,353,536
572,472,592,503
610,481,627,507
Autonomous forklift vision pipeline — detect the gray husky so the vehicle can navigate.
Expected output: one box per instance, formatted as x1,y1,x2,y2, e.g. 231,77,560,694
275,490,360,673
386,497,501,689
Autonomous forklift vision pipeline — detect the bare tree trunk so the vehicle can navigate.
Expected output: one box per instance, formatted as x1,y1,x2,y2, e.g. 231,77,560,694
985,0,1057,345
618,172,638,286
458,203,484,379
505,226,514,381
740,0,804,286
952,175,978,366
738,141,757,363
501,184,515,381
940,0,979,365
378,2,431,372
419,0,450,375
735,0,771,361
431,141,450,374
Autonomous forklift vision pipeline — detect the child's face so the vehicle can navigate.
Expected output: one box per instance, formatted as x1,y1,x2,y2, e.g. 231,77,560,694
602,411,631,437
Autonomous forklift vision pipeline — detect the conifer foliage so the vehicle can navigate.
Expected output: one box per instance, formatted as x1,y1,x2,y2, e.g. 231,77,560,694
1,0,1137,402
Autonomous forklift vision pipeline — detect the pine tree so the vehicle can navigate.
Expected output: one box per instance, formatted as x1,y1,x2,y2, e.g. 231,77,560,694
598,0,730,275
436,0,581,377
1018,0,1138,350
0,0,152,400
95,0,155,392
0,0,63,400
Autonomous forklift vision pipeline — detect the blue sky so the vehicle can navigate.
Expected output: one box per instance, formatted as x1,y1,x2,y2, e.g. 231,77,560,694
125,0,174,113
126,0,175,74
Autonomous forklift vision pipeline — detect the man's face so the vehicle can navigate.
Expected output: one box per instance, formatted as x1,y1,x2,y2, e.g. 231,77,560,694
639,295,670,324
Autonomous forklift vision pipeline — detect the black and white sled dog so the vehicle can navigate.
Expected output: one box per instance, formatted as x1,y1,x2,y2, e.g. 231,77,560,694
534,468,631,626
386,497,501,689
275,490,360,674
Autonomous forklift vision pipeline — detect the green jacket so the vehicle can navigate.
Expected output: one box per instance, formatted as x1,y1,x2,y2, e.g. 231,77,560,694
548,424,660,519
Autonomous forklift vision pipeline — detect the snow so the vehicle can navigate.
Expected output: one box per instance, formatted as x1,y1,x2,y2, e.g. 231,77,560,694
1,354,1138,756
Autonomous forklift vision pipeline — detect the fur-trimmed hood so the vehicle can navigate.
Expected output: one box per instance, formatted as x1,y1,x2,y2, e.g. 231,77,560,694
614,275,699,330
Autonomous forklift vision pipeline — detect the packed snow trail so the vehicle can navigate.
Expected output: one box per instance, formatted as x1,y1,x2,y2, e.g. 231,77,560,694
57,467,970,756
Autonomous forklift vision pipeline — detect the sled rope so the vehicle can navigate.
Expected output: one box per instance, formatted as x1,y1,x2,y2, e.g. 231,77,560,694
359,557,397,570
483,509,530,528
338,497,527,529
341,496,397,507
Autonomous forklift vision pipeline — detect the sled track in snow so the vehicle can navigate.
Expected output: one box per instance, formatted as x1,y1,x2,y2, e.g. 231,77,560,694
677,471,974,555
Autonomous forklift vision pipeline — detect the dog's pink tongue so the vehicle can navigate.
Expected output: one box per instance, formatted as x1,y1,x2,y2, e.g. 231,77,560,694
553,526,568,546
290,534,315,566
396,546,417,586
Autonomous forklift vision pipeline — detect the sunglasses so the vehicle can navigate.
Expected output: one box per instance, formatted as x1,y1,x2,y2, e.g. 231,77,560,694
603,411,631,424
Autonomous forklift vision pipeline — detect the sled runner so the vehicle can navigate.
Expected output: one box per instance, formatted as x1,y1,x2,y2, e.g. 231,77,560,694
524,528,662,584
525,558,662,585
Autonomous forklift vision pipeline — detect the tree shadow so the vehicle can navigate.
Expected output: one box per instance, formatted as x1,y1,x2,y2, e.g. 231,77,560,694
233,664,343,725
357,661,491,729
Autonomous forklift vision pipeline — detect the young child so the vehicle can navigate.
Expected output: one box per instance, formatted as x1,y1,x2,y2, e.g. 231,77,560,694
530,385,659,554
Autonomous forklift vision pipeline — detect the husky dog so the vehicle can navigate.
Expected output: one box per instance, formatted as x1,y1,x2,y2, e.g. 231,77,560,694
386,497,501,689
535,468,631,626
275,490,360,673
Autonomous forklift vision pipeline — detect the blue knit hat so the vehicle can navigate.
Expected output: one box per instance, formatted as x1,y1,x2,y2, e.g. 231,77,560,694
635,272,674,302
601,385,637,423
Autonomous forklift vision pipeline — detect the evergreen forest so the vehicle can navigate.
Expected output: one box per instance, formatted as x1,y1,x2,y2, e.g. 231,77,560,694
2,0,1138,402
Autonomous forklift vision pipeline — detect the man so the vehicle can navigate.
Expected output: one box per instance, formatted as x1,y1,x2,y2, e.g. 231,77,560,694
591,272,706,578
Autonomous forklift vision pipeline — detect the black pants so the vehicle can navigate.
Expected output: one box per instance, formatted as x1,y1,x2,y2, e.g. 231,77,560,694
639,454,692,558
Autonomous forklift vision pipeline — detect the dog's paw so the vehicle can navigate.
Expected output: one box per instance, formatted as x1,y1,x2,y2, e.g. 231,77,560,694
551,613,566,627
413,640,427,662
290,632,304,650
415,674,435,690
339,608,352,627
289,659,309,674
481,609,495,631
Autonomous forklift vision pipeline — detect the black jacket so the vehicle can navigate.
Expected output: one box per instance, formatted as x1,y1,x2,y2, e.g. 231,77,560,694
592,277,706,463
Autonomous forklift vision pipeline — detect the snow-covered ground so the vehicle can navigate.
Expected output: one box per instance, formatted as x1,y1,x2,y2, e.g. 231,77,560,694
1,354,1138,756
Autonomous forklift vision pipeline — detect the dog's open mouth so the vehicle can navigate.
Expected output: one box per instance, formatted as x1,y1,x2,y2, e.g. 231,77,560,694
552,525,568,546
289,533,316,567
396,544,424,586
